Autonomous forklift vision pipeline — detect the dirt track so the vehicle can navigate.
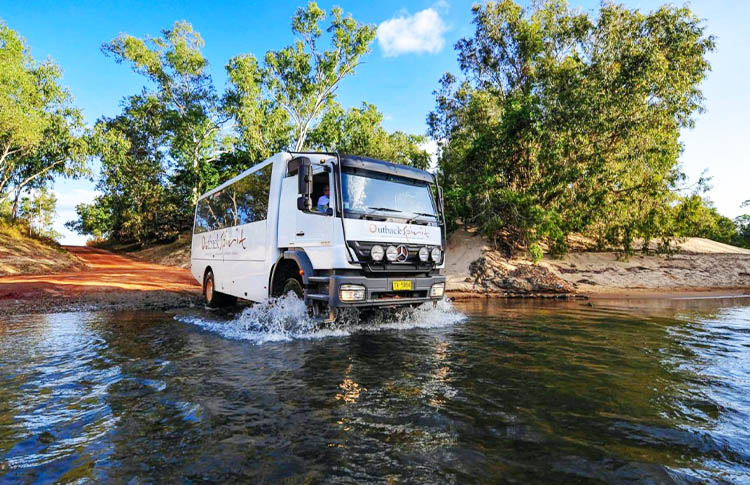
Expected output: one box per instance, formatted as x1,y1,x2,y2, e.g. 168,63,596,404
0,247,201,316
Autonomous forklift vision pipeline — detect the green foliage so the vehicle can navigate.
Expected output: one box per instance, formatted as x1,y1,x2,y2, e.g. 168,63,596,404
66,201,112,240
731,200,750,249
262,2,377,150
528,243,543,264
0,22,88,207
223,54,291,167
307,102,430,168
224,1,377,158
733,215,750,249
102,21,227,206
429,0,715,255
670,195,735,243
72,21,228,243
18,186,59,239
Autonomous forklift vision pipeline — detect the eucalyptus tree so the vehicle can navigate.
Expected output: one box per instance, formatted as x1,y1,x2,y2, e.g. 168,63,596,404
429,0,715,254
103,21,228,207
225,1,376,155
222,54,292,175
0,22,88,216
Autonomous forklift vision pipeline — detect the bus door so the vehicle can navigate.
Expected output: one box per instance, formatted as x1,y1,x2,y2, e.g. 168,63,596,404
295,163,334,248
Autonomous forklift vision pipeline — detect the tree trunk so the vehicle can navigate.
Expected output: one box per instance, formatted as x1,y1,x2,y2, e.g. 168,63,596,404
11,188,22,220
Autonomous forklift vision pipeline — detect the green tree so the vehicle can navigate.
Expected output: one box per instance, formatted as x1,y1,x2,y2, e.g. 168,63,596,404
0,22,88,213
732,200,750,249
68,91,190,243
18,186,58,239
671,195,736,243
103,21,227,207
307,102,430,168
222,54,293,175
225,2,376,154
66,200,112,240
428,0,714,255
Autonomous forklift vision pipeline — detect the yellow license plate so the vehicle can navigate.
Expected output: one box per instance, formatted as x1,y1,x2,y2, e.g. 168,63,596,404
392,280,412,291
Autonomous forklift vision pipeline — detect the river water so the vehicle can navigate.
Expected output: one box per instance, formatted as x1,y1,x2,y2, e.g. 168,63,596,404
1,296,749,483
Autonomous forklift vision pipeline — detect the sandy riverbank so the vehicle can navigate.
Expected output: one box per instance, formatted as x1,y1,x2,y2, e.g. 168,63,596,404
444,229,750,299
1,232,749,316
0,246,201,316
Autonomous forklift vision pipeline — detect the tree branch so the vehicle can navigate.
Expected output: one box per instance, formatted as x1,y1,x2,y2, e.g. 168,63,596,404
5,158,67,199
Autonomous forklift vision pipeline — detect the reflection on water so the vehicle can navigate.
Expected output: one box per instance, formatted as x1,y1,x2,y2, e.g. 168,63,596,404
1,297,749,482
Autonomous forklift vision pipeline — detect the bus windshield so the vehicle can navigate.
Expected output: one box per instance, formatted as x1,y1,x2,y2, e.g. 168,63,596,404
341,169,437,221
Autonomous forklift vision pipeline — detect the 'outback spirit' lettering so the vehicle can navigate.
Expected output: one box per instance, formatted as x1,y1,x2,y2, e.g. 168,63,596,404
201,229,247,252
369,223,431,240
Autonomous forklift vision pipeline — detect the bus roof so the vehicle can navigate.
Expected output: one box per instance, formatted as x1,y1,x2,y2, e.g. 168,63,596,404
196,152,435,201
340,154,435,184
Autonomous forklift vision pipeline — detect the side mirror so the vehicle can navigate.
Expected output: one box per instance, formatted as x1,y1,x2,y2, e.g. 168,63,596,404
296,157,312,211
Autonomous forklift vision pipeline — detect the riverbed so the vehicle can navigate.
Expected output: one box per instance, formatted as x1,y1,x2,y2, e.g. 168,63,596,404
1,297,749,482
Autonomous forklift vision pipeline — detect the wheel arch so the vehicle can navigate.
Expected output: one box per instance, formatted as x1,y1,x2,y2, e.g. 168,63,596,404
269,250,314,297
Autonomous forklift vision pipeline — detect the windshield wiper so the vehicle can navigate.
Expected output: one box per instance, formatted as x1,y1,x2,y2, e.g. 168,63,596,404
406,212,437,224
357,207,402,219
366,207,401,213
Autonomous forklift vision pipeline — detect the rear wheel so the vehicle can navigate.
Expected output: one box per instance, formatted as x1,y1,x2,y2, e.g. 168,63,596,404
204,269,237,308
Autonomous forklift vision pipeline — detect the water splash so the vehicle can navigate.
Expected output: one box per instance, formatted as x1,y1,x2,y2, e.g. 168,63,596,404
175,295,465,344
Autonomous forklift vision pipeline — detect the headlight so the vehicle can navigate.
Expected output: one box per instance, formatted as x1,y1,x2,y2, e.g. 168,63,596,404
339,284,366,302
370,245,384,261
430,283,445,298
418,247,429,262
430,247,442,263
386,245,398,262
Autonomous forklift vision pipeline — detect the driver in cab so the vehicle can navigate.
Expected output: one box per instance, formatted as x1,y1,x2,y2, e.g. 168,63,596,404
317,185,330,213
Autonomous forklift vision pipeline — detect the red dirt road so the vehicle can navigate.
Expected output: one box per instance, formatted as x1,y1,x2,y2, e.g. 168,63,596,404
0,247,200,312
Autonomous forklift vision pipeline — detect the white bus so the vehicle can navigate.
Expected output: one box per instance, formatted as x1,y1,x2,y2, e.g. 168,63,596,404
191,152,446,318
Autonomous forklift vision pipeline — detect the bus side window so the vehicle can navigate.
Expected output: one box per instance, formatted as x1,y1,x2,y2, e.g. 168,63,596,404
194,198,211,234
208,191,225,231
195,164,273,231
236,165,272,224
220,188,240,228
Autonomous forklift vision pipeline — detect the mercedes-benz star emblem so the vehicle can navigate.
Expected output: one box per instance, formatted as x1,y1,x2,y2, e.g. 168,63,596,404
396,245,408,262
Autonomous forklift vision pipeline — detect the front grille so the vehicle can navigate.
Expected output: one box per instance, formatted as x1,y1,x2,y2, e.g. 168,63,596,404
348,241,438,273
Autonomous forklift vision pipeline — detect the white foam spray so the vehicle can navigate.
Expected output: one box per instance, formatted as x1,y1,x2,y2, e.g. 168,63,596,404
175,295,466,344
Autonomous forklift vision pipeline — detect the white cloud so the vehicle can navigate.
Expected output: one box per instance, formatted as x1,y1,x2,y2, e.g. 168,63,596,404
377,8,447,57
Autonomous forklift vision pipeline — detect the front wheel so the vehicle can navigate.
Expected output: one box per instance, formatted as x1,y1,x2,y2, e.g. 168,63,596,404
281,277,304,299
204,269,237,308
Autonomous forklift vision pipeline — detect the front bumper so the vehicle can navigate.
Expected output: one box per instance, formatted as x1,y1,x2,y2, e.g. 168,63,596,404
311,274,446,308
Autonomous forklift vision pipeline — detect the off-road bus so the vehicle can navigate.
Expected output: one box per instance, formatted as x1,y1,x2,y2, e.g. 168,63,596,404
190,152,446,319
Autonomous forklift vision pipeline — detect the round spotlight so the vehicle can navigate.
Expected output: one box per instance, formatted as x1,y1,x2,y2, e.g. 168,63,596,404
430,247,442,263
418,246,430,262
370,245,385,261
386,245,399,262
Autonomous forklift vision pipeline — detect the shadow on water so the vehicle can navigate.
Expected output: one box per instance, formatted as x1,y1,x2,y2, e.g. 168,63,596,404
1,296,749,482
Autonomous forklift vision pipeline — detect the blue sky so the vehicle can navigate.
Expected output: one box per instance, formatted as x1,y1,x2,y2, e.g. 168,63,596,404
2,0,747,244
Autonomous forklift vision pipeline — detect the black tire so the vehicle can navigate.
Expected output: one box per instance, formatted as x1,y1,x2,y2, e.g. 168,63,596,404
281,277,304,299
204,270,237,308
